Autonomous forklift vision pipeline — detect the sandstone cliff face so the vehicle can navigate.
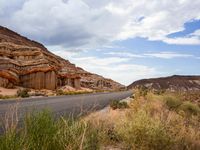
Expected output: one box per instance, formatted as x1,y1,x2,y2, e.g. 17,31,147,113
128,75,200,91
0,26,124,90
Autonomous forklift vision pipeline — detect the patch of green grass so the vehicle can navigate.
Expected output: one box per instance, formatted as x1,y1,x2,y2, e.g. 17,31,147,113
25,110,59,149
0,110,100,150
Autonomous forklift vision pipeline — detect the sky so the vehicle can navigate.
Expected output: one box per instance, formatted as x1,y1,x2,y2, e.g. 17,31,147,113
0,0,200,85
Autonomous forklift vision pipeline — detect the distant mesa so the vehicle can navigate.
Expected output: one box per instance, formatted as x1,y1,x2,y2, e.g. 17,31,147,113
0,26,124,91
128,75,200,91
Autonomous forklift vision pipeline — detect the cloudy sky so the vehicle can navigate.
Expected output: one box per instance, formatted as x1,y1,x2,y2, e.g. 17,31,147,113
1,0,200,85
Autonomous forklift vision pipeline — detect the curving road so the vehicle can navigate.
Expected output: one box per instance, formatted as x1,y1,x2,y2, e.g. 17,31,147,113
0,91,133,119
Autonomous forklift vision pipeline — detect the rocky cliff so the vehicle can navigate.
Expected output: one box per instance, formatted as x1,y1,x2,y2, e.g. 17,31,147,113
0,26,124,90
128,75,200,91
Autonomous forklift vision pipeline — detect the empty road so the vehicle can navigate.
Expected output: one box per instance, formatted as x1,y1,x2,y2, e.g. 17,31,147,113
0,91,133,119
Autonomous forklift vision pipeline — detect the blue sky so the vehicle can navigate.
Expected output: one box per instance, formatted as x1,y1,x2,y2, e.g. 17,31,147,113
0,0,200,85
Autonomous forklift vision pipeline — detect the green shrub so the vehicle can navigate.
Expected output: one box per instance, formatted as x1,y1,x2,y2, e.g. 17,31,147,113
164,96,182,110
110,100,129,110
17,88,30,98
180,101,200,115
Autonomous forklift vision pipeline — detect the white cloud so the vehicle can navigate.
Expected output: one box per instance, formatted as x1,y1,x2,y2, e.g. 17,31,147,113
47,45,86,56
105,52,144,58
162,29,200,45
144,52,193,59
73,56,130,66
191,29,200,36
1,0,200,48
50,50,159,85
163,37,200,45
71,56,158,85
105,51,195,59
0,0,199,86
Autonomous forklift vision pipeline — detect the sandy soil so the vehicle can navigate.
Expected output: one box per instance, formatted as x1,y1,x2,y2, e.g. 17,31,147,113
0,87,18,96
0,85,93,97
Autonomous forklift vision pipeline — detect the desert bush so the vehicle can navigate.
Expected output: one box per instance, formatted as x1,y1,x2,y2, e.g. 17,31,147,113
17,88,30,98
116,110,173,150
139,86,149,97
164,96,182,110
180,101,200,115
110,100,129,110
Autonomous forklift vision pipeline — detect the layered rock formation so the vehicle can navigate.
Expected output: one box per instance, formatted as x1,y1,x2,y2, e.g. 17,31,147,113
128,75,200,91
0,26,124,90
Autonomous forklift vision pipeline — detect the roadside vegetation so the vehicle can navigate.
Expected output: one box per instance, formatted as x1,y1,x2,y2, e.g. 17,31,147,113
0,88,30,100
17,88,30,98
56,89,93,96
0,88,200,150
55,89,125,96
0,110,100,150
110,100,129,110
0,95,17,100
0,88,93,100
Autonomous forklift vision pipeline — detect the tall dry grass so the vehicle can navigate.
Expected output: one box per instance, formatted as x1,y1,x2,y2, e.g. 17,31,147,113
0,89,200,150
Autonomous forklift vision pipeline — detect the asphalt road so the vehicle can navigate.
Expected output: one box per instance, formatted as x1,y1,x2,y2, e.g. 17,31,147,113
0,91,133,119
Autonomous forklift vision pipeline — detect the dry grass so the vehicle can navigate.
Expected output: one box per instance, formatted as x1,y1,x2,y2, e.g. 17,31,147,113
0,89,200,150
86,89,200,149
126,90,200,149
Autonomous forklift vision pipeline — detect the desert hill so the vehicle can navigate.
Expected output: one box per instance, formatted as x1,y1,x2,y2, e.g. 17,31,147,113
128,75,200,91
0,26,124,91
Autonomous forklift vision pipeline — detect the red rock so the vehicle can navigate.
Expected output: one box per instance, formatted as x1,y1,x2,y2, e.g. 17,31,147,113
0,26,124,90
